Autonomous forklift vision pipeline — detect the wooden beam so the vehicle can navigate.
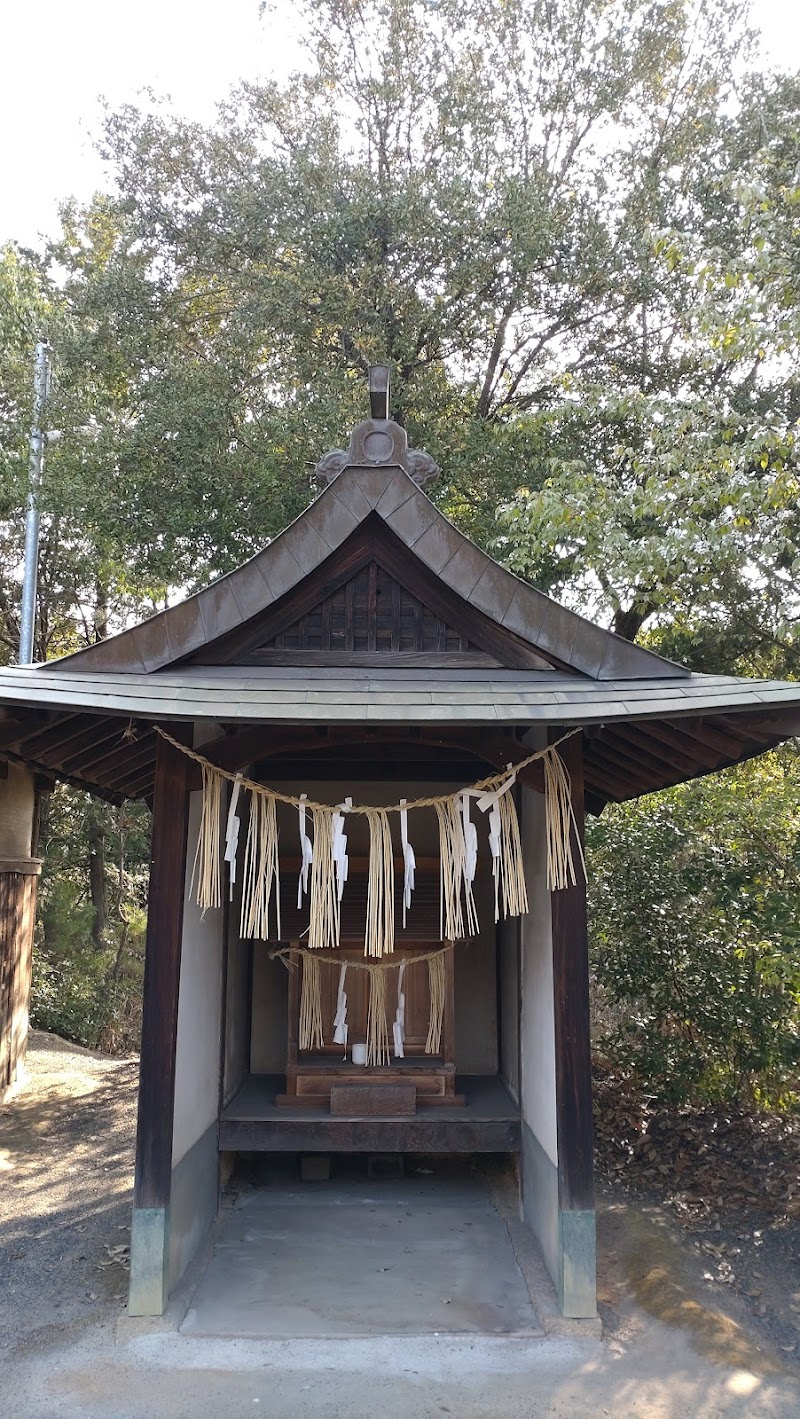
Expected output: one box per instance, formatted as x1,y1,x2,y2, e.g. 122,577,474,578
753,710,800,738
706,714,769,746
1,747,125,806
77,733,157,782
0,866,39,1096
133,728,191,1213
261,757,486,783
16,713,99,759
593,732,669,785
121,770,156,802
602,724,700,778
56,722,136,773
550,731,595,1216
620,721,707,775
198,723,527,778
661,717,739,759
714,710,800,745
243,649,501,668
0,712,50,753
584,786,608,817
581,743,637,799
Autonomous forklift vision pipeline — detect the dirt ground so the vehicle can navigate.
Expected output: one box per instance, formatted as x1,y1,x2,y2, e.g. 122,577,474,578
0,1032,138,1353
2,1033,800,1418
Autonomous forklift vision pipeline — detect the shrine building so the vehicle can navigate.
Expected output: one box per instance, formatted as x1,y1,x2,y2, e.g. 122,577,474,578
2,368,800,1321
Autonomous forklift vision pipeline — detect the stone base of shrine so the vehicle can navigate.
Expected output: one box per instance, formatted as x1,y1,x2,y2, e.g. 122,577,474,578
219,1073,520,1153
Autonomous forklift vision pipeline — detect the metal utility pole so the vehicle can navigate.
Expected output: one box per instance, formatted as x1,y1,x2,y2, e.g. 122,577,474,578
19,341,52,665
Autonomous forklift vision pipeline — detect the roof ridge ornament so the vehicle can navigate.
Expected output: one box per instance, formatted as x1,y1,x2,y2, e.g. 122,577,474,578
315,364,440,488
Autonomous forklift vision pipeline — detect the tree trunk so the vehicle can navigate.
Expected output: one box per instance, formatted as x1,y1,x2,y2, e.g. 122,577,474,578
613,605,653,642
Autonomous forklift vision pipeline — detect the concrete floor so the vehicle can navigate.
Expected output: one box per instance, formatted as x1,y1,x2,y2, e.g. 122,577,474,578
181,1171,542,1339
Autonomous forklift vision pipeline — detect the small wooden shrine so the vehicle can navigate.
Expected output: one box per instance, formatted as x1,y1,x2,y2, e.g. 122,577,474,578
2,366,800,1323
277,943,458,1110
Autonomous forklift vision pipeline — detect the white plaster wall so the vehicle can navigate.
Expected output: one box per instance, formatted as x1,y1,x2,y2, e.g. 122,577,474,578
172,728,225,1168
519,782,558,1167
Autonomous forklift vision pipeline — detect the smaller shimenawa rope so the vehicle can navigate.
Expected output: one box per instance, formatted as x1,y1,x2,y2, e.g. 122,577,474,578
272,944,453,1065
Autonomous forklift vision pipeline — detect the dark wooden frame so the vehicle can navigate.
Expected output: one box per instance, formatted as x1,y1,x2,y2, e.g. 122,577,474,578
132,729,192,1213
549,730,595,1214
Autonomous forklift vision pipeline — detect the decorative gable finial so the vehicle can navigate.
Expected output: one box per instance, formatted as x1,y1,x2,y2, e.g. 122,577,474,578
369,364,391,421
315,364,440,488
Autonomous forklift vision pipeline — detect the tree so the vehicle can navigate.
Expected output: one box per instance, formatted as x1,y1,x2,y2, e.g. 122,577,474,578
497,70,800,661
33,787,151,1053
5,1,799,1090
73,0,756,556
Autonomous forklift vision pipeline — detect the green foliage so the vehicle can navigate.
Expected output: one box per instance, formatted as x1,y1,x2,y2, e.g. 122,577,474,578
497,69,800,646
31,787,150,1053
8,0,757,617
2,0,784,647
588,747,800,1108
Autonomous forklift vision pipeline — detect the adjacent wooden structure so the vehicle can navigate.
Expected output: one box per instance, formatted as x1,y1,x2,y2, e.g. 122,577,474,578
2,369,800,1321
0,860,40,1098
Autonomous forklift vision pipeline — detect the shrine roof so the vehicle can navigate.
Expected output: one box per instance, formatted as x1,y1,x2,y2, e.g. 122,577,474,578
31,460,684,682
0,664,799,725
1,661,799,815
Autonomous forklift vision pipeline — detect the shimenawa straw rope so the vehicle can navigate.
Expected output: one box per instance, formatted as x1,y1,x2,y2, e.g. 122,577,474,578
161,726,585,929
154,724,581,813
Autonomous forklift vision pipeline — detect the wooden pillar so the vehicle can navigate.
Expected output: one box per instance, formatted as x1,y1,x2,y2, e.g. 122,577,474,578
0,860,41,1100
549,729,596,1316
0,762,40,1102
128,729,191,1316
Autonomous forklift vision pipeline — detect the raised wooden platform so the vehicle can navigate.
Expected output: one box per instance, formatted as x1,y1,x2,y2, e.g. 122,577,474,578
219,1074,520,1154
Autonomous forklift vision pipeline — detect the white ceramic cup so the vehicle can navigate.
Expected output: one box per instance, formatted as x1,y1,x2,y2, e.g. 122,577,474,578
351,1042,367,1066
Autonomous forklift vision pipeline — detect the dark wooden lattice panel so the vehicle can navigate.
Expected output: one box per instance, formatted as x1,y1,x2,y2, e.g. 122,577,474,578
275,868,444,944
265,562,473,655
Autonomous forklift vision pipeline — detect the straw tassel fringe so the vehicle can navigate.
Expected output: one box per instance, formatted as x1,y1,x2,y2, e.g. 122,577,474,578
542,747,587,890
435,799,479,941
191,763,223,911
308,806,340,950
181,730,585,938
365,966,390,1065
299,952,324,1051
364,808,395,957
426,952,446,1055
496,785,529,919
239,789,281,940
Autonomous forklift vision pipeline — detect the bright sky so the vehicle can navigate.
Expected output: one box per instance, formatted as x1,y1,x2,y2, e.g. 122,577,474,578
0,0,798,250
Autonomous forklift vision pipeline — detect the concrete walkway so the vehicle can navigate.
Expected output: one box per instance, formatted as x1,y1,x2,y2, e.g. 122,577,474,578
182,1175,541,1339
9,1323,800,1419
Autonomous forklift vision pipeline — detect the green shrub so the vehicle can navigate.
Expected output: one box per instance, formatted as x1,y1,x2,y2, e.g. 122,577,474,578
588,746,800,1109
